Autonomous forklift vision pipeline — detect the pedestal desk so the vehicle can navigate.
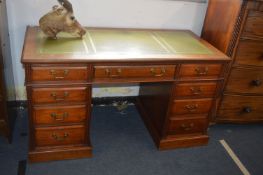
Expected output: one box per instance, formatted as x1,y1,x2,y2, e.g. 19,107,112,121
22,27,230,162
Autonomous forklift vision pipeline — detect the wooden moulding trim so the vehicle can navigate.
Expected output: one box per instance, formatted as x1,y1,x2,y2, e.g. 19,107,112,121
226,1,248,57
28,146,92,163
158,135,209,150
216,119,263,124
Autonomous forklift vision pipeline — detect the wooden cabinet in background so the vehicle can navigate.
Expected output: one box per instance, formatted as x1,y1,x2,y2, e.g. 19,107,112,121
0,40,10,141
202,0,263,123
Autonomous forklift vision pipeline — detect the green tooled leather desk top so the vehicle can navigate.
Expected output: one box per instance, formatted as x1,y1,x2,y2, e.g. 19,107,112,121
22,27,230,63
37,29,213,56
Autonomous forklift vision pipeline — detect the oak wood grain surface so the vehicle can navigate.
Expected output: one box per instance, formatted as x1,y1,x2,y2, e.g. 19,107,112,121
234,39,263,66
94,65,176,82
170,98,213,115
225,67,263,94
173,82,218,98
31,87,88,104
167,117,207,136
33,104,87,125
31,65,90,82
242,10,263,38
218,94,263,122
35,125,86,147
178,64,223,79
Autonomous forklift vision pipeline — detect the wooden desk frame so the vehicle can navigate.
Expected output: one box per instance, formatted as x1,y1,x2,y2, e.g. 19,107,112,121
22,27,230,162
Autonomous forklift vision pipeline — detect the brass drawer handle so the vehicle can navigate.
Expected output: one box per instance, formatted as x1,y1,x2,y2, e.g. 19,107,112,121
251,79,262,87
50,69,69,79
185,104,199,112
52,133,69,141
150,67,166,77
105,68,122,78
50,112,69,121
195,67,208,75
181,123,194,131
190,87,202,95
50,92,69,101
243,107,252,113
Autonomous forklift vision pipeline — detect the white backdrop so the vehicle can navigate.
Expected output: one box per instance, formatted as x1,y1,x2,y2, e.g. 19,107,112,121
6,0,208,100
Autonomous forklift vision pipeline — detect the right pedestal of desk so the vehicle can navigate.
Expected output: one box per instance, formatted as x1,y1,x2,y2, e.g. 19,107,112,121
137,63,226,150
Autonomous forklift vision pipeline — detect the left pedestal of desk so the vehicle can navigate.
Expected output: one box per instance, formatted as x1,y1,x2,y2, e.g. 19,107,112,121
24,64,92,163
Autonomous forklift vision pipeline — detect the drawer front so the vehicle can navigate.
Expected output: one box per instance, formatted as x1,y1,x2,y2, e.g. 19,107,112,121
35,125,86,147
33,105,87,125
94,65,175,81
167,117,207,136
179,64,222,79
235,39,263,66
31,87,88,104
174,82,218,98
171,99,213,115
31,66,90,82
218,95,263,121
242,10,263,38
225,67,263,94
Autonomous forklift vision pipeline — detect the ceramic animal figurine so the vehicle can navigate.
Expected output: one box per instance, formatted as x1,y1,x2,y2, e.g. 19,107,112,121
39,0,86,39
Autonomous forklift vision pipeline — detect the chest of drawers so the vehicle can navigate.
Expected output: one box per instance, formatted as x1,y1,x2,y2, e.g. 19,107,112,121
25,64,92,162
22,27,229,162
202,0,263,123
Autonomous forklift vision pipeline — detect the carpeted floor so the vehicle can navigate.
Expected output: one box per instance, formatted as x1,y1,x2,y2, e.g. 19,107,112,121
0,105,262,175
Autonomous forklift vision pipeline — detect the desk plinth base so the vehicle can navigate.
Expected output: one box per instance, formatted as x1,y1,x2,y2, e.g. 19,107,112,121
136,98,209,150
28,146,92,163
158,135,209,150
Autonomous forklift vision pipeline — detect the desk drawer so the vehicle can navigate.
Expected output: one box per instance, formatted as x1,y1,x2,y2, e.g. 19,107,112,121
174,82,218,98
218,95,263,121
242,10,263,39
35,125,86,147
171,98,213,115
235,39,263,66
30,66,90,82
179,64,222,79
33,105,87,125
94,65,175,82
225,67,263,94
167,117,207,136
31,87,88,104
